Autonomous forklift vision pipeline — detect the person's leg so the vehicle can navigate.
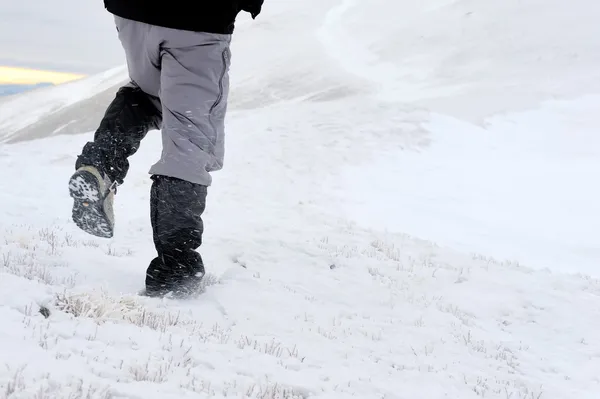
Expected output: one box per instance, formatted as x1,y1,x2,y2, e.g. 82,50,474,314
69,85,161,237
69,16,162,238
143,29,232,297
145,175,207,297
148,32,231,185
75,85,161,185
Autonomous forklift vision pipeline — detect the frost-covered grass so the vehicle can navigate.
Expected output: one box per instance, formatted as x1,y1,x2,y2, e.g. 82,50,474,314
1,215,600,398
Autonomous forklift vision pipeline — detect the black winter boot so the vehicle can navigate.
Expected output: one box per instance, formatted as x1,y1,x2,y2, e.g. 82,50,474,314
144,175,207,298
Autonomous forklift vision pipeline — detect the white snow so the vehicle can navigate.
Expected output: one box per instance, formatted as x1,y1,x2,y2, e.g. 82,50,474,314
340,95,600,275
1,0,600,398
0,66,127,142
319,0,600,121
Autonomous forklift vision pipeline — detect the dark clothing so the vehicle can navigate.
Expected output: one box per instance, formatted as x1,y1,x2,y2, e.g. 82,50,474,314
76,86,161,185
147,175,207,297
103,0,264,34
76,86,208,297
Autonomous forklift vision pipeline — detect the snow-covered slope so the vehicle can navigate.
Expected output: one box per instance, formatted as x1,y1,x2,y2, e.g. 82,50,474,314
3,104,600,399
340,97,600,274
0,66,127,143
320,0,600,121
1,0,599,398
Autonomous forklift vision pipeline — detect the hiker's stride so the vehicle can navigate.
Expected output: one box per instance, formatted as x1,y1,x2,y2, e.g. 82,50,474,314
68,1,264,298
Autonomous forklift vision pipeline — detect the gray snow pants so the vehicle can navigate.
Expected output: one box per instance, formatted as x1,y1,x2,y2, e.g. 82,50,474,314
115,15,232,186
